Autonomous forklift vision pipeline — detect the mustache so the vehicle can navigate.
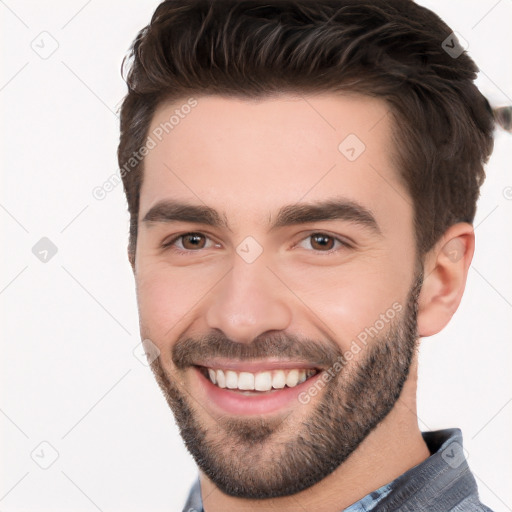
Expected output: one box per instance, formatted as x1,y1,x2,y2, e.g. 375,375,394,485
172,330,343,370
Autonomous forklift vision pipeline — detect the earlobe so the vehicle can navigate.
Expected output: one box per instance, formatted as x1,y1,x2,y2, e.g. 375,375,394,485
416,223,475,338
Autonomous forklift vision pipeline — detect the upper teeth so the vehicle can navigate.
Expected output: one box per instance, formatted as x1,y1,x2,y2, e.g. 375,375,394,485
206,368,316,391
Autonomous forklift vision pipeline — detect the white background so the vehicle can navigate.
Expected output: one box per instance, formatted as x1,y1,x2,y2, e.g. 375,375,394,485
1,1,511,511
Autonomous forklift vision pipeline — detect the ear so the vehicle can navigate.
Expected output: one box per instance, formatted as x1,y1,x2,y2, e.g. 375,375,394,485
416,223,475,337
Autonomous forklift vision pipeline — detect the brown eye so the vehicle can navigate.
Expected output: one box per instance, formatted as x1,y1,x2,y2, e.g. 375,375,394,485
310,233,335,251
162,232,216,252
296,232,350,253
181,233,207,250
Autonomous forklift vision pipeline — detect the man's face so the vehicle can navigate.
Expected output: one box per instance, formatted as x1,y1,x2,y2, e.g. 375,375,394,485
134,93,421,498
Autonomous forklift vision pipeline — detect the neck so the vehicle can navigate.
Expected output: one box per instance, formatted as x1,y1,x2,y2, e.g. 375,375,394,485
199,359,430,512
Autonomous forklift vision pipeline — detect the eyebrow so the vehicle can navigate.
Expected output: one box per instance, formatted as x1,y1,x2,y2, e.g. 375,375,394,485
141,198,382,235
142,201,230,229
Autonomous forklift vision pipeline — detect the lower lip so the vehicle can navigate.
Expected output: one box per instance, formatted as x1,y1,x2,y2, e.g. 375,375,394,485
194,367,323,415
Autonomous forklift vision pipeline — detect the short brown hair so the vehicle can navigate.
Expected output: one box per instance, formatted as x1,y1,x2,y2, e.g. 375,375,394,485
118,0,496,266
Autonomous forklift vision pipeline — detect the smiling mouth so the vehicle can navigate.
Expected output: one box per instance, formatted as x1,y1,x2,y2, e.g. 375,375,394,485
197,366,319,392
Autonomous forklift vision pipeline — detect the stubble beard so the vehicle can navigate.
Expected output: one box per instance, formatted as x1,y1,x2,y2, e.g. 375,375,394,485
148,271,423,499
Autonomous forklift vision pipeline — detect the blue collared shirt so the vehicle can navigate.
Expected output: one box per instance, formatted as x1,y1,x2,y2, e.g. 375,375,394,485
182,428,494,511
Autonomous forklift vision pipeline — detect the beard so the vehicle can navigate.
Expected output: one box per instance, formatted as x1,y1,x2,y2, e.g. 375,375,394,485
147,270,423,499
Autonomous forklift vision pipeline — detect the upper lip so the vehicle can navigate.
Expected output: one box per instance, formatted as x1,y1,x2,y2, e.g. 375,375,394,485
194,358,324,372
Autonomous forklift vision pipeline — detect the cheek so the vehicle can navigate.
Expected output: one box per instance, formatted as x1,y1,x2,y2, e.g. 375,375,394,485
135,262,226,342
135,267,195,342
279,259,407,352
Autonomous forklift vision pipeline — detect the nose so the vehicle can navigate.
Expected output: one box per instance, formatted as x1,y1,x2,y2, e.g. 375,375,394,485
205,257,292,344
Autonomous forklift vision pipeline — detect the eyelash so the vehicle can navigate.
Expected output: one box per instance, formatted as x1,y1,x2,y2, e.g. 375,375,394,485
161,232,352,255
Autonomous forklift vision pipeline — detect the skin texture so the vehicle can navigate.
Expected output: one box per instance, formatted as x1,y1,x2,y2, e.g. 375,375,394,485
131,93,475,511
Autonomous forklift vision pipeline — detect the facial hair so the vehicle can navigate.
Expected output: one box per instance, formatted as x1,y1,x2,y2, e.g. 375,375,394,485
148,271,423,499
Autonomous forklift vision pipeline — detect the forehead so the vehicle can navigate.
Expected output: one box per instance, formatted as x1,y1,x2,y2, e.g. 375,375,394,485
140,93,409,229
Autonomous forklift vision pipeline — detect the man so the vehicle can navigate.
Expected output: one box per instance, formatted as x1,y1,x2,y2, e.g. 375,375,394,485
117,0,501,510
